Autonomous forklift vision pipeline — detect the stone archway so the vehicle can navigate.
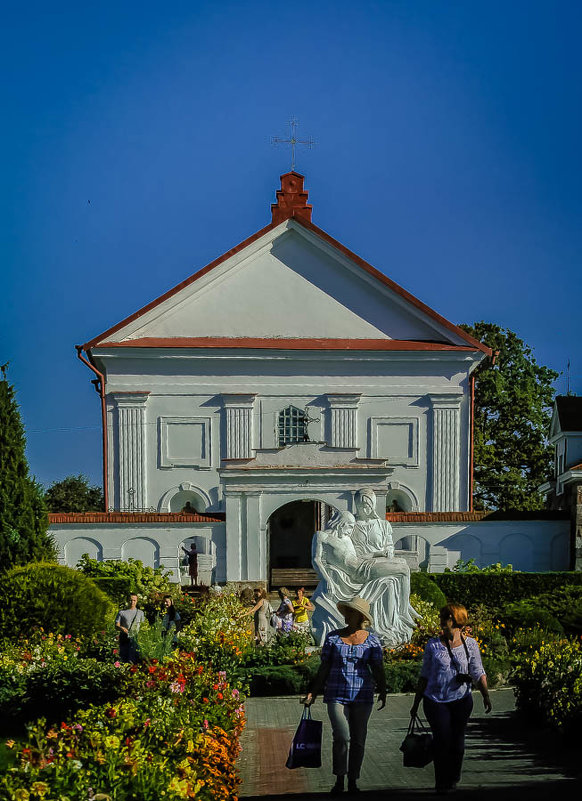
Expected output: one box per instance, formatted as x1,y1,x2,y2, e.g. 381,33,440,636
267,499,335,588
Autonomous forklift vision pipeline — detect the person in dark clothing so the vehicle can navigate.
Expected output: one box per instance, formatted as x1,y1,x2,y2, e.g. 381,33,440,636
410,603,492,795
181,542,198,586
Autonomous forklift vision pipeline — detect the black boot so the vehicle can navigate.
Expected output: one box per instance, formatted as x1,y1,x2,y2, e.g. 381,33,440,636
330,776,345,795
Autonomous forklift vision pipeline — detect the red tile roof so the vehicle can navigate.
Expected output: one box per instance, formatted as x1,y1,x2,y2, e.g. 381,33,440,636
386,511,569,522
48,512,225,524
96,337,479,352
386,512,488,522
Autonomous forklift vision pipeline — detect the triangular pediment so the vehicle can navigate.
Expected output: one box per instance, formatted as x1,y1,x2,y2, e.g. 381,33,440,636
86,218,488,352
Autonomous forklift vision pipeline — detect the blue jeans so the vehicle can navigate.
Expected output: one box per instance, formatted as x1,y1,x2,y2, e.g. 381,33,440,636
423,693,473,790
326,702,373,779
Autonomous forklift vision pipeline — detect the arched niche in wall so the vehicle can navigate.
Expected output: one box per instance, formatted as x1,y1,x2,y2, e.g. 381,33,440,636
385,483,418,513
158,483,212,513
64,537,103,567
499,533,533,572
444,533,483,567
550,532,569,570
393,534,430,568
121,537,160,569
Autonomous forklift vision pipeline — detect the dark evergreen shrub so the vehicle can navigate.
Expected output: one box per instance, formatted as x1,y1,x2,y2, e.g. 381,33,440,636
0,660,126,728
0,563,113,640
0,372,56,569
410,572,447,608
384,660,422,693
503,600,564,634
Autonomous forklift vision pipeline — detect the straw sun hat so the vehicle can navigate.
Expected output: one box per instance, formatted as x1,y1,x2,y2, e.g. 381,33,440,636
337,597,373,627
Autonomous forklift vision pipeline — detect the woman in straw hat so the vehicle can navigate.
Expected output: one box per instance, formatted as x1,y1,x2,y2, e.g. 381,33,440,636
303,596,386,795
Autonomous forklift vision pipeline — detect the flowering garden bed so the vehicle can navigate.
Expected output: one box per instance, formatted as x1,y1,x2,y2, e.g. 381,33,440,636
0,641,245,801
2,560,582,799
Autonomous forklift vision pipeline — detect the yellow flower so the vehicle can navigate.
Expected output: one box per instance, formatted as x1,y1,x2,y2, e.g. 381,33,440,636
31,783,50,798
12,790,30,801
168,777,190,798
104,735,120,750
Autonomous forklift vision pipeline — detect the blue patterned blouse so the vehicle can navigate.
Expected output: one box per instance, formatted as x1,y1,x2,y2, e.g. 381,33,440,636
421,636,485,703
320,630,384,704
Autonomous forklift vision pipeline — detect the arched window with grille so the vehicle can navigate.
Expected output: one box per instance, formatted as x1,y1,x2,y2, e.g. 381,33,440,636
278,406,309,446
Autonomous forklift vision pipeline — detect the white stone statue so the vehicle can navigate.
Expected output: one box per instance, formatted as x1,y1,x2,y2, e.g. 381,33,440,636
311,491,417,647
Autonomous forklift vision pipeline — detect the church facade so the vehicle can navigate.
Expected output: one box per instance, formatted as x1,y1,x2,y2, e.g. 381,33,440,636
58,172,566,584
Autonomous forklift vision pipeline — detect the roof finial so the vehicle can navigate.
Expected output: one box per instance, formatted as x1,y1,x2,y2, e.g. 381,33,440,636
271,172,313,225
271,118,315,172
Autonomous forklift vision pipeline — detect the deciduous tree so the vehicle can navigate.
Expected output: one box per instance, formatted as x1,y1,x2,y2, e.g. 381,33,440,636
45,474,104,513
461,322,558,511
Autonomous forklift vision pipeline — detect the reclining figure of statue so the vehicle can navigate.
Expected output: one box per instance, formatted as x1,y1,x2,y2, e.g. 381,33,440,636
311,491,417,647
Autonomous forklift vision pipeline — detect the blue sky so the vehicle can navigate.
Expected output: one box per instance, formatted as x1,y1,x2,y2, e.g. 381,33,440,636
2,1,581,488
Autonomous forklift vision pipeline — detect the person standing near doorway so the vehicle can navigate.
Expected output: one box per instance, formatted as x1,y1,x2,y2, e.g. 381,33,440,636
115,593,145,664
182,541,198,586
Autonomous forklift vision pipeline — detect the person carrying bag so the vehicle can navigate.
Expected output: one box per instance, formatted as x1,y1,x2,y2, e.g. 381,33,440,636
410,602,492,795
286,706,323,769
301,597,386,795
400,714,433,768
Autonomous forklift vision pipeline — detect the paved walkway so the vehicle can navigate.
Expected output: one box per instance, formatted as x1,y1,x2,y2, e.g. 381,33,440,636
238,689,580,800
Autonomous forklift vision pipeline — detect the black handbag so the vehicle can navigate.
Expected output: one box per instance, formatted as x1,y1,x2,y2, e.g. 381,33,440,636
286,706,323,769
399,715,433,768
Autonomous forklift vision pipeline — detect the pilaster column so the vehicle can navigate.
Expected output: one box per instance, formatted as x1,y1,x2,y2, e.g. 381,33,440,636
222,394,256,459
429,393,462,512
113,392,149,511
573,483,582,571
327,394,361,448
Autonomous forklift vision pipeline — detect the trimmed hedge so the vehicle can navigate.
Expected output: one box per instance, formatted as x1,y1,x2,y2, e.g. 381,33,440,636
427,572,582,609
0,563,113,640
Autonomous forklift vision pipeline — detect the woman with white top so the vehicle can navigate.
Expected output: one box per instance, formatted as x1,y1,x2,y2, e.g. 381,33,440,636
410,603,492,795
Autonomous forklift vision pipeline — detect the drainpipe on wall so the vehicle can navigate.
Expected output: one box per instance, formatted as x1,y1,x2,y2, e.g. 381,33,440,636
75,345,109,511
469,374,475,512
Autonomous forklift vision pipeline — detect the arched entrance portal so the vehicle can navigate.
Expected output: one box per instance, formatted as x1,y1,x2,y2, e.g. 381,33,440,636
268,500,334,589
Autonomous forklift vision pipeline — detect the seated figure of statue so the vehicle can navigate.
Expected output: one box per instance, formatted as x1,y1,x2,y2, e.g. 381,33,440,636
311,499,417,647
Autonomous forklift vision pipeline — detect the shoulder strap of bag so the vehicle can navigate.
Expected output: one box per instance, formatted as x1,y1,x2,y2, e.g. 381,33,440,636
127,609,139,634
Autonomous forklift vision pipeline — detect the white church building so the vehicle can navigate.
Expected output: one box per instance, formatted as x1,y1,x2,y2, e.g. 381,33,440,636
50,173,570,583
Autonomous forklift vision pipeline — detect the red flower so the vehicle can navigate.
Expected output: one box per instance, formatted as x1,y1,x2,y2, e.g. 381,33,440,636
105,707,117,718
202,697,209,704
217,692,223,700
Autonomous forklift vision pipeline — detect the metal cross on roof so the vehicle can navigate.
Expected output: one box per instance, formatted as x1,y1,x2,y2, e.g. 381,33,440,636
271,118,315,171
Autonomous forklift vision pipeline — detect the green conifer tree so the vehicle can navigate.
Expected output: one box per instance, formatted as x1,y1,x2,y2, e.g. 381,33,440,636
0,368,56,568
